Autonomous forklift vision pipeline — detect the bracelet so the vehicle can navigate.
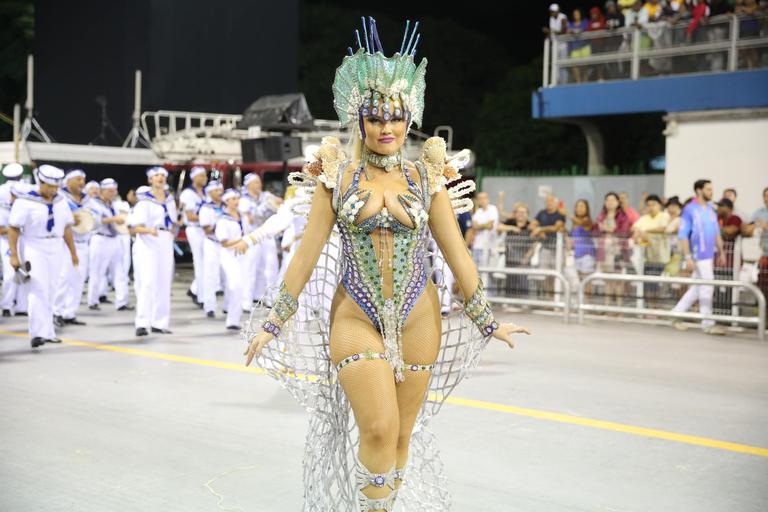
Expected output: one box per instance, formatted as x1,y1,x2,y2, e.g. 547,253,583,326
262,281,299,337
464,279,499,336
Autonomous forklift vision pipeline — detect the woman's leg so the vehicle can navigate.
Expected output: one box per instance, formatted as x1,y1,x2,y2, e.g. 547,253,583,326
393,281,441,491
330,293,400,510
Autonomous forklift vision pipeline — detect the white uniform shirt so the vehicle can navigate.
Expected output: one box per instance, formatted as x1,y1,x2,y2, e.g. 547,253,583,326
0,182,13,235
179,186,206,226
127,191,178,241
88,197,120,237
238,191,278,232
199,201,223,241
214,212,244,246
9,187,74,238
471,205,499,251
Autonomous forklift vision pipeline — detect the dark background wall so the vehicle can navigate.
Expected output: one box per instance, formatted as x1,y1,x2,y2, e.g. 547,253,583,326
34,0,298,145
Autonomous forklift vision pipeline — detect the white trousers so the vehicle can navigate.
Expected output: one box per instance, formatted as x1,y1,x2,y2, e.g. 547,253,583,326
672,258,715,328
221,247,246,327
134,231,174,329
24,237,64,339
186,225,205,297
54,240,89,319
1,236,29,313
246,239,279,307
88,234,128,308
202,237,223,313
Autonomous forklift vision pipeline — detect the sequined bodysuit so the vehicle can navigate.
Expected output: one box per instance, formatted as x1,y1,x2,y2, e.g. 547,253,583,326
332,159,432,381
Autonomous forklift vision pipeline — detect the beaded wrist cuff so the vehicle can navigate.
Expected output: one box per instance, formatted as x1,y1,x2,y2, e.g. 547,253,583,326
262,281,298,337
464,280,499,336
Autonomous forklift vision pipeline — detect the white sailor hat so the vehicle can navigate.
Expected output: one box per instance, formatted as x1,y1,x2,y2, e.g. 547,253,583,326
146,166,168,178
100,178,118,189
189,165,207,178
222,188,241,202
85,180,100,191
2,162,24,179
36,164,65,185
136,185,150,195
243,173,261,185
64,169,86,182
205,180,224,193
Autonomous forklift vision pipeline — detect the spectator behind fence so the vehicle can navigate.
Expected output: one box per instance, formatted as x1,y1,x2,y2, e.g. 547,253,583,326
671,179,727,335
620,191,640,224
605,1,625,29
471,191,499,288
569,9,591,82
722,187,748,222
632,195,670,304
570,199,597,277
498,205,534,298
595,192,632,308
625,0,650,28
664,196,683,275
544,3,569,36
741,186,768,300
530,195,566,270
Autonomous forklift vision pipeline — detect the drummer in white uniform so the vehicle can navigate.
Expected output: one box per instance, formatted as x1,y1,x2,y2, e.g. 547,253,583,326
84,180,100,199
199,180,224,318
128,167,176,336
53,169,90,326
86,178,130,311
0,162,29,317
178,165,208,306
215,188,247,330
7,164,77,348
238,173,281,309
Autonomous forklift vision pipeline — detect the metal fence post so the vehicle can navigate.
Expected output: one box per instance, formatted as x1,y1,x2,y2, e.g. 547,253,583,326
543,38,551,87
728,14,740,71
631,28,641,80
551,35,560,86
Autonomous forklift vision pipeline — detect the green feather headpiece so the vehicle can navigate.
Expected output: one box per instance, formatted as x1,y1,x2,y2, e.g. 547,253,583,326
332,17,427,130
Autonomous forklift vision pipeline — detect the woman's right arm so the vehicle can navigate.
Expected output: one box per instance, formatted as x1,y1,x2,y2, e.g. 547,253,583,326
245,181,337,363
279,182,336,299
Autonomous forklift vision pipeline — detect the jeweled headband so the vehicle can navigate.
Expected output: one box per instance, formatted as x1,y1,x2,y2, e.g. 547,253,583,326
332,17,427,135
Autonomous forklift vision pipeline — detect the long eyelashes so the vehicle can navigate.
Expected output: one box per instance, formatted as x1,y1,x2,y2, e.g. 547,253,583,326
365,116,405,124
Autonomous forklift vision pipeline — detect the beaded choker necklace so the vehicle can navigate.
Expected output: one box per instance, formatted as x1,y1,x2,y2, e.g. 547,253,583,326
363,145,402,173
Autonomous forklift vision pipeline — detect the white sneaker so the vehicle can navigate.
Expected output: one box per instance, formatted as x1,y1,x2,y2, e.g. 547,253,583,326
705,325,726,336
672,321,689,331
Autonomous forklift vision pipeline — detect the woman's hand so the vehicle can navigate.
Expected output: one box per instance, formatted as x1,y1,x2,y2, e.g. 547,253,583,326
491,322,531,349
243,330,276,366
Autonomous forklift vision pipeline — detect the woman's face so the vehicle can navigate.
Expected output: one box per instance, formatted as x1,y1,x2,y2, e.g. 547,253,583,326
604,195,619,211
667,203,681,216
515,206,528,223
362,95,407,156
575,201,587,217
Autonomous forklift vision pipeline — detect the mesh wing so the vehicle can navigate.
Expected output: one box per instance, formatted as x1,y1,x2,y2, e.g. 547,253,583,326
242,229,490,511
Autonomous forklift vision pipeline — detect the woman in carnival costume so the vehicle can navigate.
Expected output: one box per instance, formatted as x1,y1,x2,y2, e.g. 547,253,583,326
240,17,530,512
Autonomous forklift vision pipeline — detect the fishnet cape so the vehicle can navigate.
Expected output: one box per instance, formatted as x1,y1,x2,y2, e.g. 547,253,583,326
242,228,491,511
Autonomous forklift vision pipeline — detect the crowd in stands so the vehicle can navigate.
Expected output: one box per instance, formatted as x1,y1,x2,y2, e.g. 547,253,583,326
544,0,767,81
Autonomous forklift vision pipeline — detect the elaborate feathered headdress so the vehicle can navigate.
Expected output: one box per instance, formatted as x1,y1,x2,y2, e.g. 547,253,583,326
332,17,427,132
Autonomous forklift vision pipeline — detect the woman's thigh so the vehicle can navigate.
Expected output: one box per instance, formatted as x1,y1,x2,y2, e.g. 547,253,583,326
330,288,399,432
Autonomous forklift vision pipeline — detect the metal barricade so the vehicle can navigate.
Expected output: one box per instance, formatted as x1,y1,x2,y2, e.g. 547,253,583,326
543,13,768,86
577,273,766,340
478,266,571,324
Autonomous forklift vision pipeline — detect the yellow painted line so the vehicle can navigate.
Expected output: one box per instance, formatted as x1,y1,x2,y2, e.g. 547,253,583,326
3,329,767,458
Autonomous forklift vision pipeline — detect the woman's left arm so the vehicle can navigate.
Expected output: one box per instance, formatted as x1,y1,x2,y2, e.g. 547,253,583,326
428,187,530,347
